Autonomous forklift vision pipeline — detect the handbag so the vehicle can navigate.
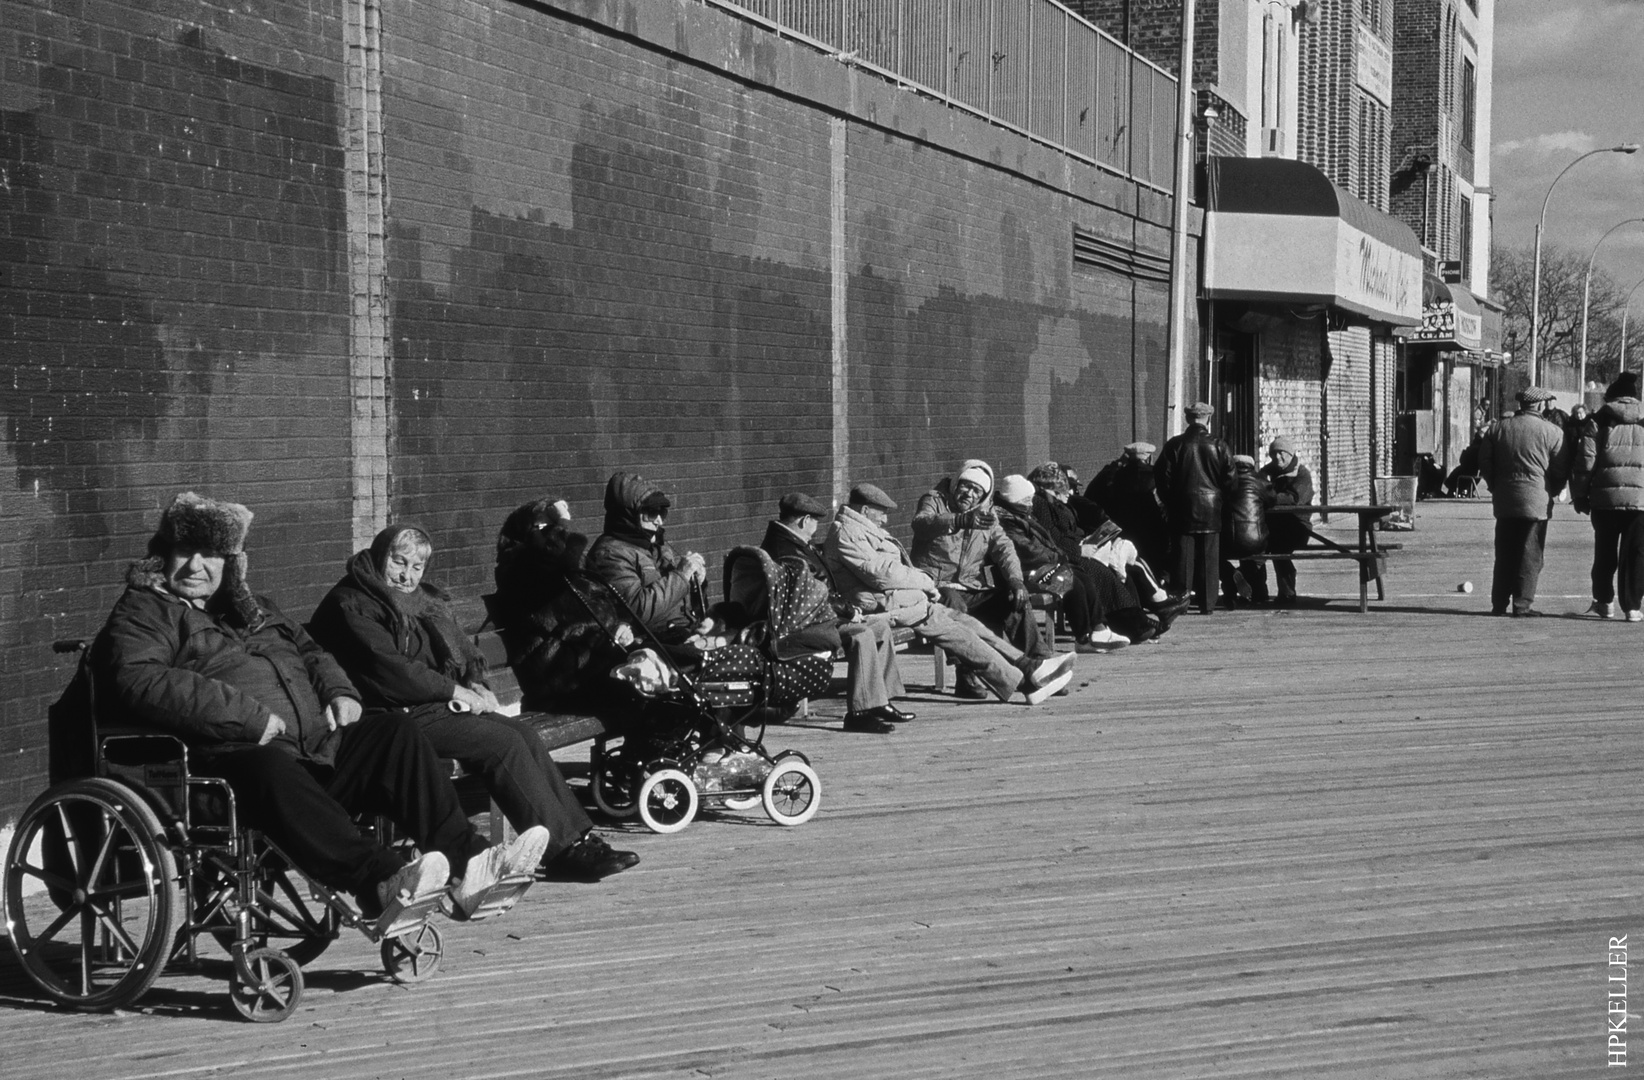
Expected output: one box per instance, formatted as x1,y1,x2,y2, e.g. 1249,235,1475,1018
1027,563,1077,597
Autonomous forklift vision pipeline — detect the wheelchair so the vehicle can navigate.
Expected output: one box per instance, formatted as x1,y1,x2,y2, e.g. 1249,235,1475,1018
2,641,449,1021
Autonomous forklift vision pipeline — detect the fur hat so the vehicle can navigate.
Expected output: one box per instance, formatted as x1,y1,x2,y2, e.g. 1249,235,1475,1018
138,491,261,628
146,491,252,558
996,474,1036,509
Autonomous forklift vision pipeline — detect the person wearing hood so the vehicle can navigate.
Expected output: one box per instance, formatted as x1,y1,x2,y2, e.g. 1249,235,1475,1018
1478,387,1574,616
760,492,915,733
1247,436,1315,605
823,482,1076,704
491,497,639,708
585,471,709,643
912,460,1050,696
1572,371,1644,619
91,493,543,927
1156,402,1236,613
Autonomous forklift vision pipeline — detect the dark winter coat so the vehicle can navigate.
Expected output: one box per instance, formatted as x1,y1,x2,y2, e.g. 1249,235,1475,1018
91,560,357,765
492,514,633,711
585,472,697,634
1087,457,1168,561
1156,424,1236,533
1479,410,1573,521
306,543,487,712
1574,398,1644,513
1030,490,1085,563
995,502,1067,578
1222,467,1276,559
1259,458,1315,549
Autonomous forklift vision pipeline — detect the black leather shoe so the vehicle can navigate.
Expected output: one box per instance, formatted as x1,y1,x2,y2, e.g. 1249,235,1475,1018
842,711,895,733
878,703,918,723
542,833,639,882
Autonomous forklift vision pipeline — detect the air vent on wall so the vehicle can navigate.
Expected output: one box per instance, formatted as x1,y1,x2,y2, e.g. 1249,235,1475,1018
1072,226,1171,283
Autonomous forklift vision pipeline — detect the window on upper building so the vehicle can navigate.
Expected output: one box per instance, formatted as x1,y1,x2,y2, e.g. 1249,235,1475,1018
1359,0,1384,35
1460,57,1477,152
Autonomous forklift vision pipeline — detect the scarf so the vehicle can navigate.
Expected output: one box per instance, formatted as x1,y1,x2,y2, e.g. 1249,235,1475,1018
358,527,488,686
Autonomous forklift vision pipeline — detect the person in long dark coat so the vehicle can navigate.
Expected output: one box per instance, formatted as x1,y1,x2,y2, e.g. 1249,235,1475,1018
309,522,638,883
1156,402,1236,614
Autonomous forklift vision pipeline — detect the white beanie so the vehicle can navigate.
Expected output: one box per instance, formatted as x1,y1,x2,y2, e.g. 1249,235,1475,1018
957,459,994,495
996,474,1035,509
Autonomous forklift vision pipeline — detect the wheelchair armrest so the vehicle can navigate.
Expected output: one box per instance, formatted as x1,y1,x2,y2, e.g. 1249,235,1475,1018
99,728,190,767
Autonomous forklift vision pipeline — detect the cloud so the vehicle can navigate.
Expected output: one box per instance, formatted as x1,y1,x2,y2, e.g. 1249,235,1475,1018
1495,131,1599,158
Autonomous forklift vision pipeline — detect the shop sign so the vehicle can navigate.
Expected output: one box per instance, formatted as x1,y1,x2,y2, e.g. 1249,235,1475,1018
1356,27,1393,107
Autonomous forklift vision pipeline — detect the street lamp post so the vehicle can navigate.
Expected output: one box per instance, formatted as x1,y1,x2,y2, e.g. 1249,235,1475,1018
1580,218,1644,392
1529,144,1640,385
1622,275,1644,373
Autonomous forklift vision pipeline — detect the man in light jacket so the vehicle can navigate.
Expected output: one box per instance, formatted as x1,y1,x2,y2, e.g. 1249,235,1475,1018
823,482,1074,704
1478,387,1573,616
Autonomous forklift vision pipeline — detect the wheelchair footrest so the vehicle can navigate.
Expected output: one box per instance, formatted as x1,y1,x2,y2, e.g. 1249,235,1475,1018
444,872,534,922
373,889,448,940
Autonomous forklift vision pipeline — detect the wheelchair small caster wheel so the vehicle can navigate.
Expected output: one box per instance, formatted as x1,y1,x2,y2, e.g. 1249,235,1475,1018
762,760,821,826
229,946,304,1023
637,768,699,834
381,922,443,984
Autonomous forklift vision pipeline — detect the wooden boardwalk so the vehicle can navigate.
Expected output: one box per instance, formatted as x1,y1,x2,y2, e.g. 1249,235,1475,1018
3,499,1637,1078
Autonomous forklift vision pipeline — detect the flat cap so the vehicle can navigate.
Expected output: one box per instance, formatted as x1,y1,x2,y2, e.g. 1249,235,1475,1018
1186,401,1214,418
1124,441,1156,455
778,492,829,518
848,482,897,511
1516,386,1556,405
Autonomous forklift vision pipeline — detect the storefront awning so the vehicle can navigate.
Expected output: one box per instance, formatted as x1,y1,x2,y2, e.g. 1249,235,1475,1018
1410,273,1483,350
1202,157,1423,327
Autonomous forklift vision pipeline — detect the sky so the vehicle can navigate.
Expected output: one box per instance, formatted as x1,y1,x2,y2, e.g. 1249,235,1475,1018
1491,0,1644,302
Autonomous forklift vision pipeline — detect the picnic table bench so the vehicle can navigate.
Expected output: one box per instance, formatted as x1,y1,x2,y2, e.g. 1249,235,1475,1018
1247,504,1400,612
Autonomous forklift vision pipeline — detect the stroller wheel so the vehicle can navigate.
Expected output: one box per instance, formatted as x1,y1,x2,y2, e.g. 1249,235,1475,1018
637,769,699,834
591,758,639,820
762,761,821,826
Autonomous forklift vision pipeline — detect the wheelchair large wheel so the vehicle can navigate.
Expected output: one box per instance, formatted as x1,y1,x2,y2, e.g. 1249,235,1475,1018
636,769,698,834
4,777,183,1011
761,760,821,826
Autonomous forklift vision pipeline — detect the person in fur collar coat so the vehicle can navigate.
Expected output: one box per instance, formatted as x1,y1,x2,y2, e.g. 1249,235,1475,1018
309,523,638,883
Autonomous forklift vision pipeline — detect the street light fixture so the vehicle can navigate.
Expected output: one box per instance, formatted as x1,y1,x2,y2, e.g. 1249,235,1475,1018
1622,275,1644,373
1529,144,1641,385
1580,217,1644,391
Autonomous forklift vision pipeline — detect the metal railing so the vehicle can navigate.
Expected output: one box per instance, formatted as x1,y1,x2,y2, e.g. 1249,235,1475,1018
706,0,1178,192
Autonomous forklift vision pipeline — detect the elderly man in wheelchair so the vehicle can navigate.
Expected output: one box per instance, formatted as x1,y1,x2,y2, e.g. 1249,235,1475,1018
4,492,545,1019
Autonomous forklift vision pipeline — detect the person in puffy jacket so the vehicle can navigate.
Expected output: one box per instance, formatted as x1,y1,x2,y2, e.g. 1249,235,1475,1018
1156,401,1236,613
307,523,638,883
1572,372,1644,619
1478,387,1573,616
1248,436,1315,605
91,492,540,926
1219,455,1275,606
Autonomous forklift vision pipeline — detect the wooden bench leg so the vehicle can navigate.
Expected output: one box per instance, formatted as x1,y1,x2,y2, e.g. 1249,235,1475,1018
490,799,513,845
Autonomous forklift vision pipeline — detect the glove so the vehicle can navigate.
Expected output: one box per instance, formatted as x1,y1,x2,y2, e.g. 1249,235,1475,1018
1008,585,1031,609
956,507,996,530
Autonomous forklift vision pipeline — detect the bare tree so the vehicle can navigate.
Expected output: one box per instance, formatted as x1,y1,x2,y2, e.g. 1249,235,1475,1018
1492,244,1644,389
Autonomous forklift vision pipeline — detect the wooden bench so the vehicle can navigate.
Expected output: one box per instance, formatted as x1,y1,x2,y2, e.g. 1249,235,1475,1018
447,626,613,841
1239,542,1402,611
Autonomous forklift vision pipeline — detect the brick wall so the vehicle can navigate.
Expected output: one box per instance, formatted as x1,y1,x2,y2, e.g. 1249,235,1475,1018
0,0,1173,824
1070,0,1221,85
1297,0,1392,211
0,0,353,819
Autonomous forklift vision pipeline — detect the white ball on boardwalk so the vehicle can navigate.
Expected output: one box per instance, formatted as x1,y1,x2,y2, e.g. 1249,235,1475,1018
1458,581,1473,593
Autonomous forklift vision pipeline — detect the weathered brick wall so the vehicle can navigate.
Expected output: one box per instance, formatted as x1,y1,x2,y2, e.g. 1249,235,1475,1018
0,0,1173,825
0,0,353,818
1389,0,1441,241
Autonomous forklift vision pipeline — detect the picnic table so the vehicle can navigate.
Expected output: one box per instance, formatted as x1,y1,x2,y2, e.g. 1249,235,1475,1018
1259,503,1397,612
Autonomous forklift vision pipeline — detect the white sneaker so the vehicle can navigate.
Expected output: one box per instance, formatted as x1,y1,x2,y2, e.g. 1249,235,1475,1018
1024,668,1073,705
374,852,450,925
1628,610,1643,623
1587,600,1616,619
1085,627,1131,649
449,826,549,919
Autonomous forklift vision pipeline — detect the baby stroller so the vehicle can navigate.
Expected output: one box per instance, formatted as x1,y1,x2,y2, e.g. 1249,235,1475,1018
572,547,831,834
